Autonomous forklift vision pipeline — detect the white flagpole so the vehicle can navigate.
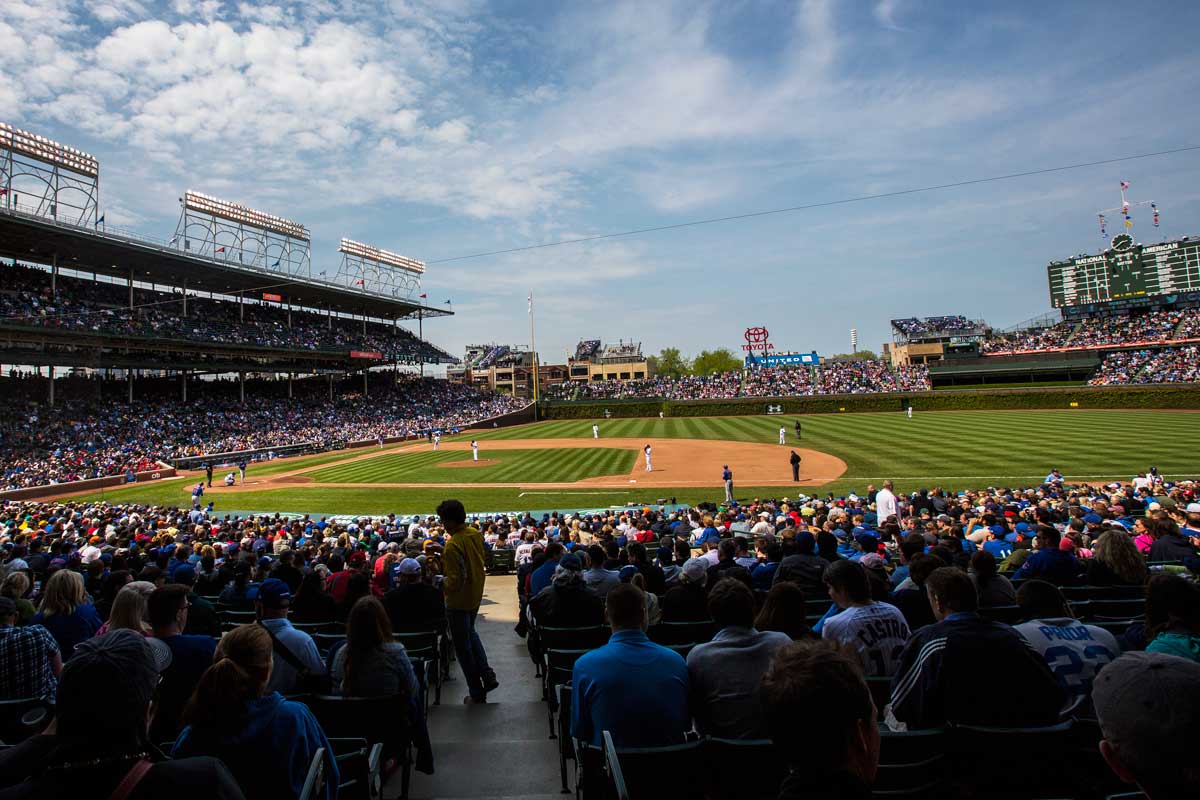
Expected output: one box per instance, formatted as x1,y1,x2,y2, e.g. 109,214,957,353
529,292,539,419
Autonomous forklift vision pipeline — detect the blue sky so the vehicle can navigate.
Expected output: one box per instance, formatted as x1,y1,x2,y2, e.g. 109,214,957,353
4,0,1200,365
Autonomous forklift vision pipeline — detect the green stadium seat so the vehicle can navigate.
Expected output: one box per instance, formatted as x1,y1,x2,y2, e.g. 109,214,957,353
600,731,705,800
704,738,786,800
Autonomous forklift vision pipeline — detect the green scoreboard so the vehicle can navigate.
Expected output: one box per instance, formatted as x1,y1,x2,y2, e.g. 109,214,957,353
1047,233,1200,308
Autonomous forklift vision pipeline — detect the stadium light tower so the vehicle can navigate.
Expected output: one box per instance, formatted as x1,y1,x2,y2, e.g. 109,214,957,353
0,122,100,226
336,238,424,298
850,328,858,354
172,190,311,276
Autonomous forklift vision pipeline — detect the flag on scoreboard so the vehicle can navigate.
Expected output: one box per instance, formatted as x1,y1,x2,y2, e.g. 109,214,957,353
1124,215,1133,227
419,293,427,299
355,278,365,285
444,299,451,305
271,259,280,268
95,214,104,227
215,246,226,253
1120,181,1130,190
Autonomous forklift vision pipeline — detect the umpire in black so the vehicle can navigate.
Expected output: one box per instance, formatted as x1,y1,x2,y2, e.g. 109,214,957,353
789,450,802,482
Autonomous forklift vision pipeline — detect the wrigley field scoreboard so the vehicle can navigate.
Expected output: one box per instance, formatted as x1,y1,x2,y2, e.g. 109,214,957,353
1047,233,1200,308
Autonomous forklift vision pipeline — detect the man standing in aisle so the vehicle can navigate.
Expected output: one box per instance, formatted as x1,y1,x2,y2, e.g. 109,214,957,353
876,479,898,524
644,444,653,472
592,423,599,439
790,451,802,482
471,439,479,461
723,465,734,504
778,426,786,445
439,499,497,704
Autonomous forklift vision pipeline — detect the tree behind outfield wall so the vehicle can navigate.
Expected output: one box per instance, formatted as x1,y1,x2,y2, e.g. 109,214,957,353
649,347,691,379
826,349,878,361
690,348,743,375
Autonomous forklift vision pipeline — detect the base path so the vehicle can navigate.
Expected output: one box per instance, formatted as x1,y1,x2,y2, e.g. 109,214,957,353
191,437,847,494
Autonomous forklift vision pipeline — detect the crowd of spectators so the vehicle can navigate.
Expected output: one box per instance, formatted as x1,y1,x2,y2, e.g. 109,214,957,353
543,361,932,401
0,262,452,363
983,307,1200,354
1088,346,1200,386
2,465,1199,798
890,315,980,338
0,375,523,490
0,497,466,796
510,474,1199,798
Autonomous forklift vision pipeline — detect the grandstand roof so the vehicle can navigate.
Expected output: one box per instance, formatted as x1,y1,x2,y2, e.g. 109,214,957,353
0,208,450,321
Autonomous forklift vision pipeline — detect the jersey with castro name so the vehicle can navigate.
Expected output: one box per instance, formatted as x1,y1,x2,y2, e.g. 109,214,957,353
822,602,911,677
1015,618,1119,714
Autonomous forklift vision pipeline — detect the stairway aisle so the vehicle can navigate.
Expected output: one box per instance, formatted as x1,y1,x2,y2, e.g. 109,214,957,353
393,575,567,800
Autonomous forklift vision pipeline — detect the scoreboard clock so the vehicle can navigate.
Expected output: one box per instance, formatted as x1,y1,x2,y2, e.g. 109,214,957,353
1047,234,1200,308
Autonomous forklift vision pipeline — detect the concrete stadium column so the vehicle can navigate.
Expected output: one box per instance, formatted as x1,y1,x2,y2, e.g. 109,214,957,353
287,298,292,329
128,372,133,403
288,372,293,399
51,252,58,297
363,368,368,397
327,306,332,330
239,292,244,321
128,268,134,309
239,371,245,404
362,314,367,336
182,280,188,317
181,370,187,402
328,373,333,400
47,365,54,407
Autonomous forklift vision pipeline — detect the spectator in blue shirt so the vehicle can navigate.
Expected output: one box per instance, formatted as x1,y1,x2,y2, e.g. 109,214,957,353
571,583,690,748
173,623,338,799
1016,526,1081,585
148,585,218,742
30,569,102,660
528,542,564,599
751,541,782,592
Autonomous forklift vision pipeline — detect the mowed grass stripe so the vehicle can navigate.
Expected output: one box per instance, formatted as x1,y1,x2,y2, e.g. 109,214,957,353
308,448,636,485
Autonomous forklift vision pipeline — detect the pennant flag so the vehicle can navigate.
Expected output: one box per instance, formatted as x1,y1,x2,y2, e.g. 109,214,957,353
444,299,452,305
419,293,427,299
1152,203,1160,227
0,188,7,196
355,278,365,286
1120,181,1130,190
95,214,104,227
215,246,226,253
528,292,533,314
271,259,281,268
1124,216,1133,227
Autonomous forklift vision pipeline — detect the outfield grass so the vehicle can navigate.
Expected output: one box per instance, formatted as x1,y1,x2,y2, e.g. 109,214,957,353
63,409,1200,514
307,448,635,484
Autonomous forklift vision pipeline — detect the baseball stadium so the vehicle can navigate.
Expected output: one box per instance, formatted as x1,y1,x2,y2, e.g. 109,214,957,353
3,8,1200,798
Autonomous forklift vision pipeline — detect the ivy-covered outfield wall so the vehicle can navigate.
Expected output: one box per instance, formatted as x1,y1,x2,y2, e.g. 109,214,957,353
539,386,1200,419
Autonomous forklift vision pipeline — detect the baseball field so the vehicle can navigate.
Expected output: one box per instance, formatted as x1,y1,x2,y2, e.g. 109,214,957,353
57,408,1200,515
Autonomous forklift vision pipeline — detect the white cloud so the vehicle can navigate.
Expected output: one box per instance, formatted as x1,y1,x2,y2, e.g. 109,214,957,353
873,0,908,32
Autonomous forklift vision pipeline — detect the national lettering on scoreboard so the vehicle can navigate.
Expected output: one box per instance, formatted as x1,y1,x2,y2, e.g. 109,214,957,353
1047,233,1200,308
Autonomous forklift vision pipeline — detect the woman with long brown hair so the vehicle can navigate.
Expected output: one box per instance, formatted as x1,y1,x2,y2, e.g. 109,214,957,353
173,624,338,798
331,596,418,699
1087,531,1149,586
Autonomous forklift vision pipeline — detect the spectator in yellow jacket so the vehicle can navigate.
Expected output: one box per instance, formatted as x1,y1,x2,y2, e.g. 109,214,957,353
439,499,497,703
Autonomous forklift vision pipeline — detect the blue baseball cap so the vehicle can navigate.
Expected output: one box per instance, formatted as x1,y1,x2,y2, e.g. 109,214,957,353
256,578,292,609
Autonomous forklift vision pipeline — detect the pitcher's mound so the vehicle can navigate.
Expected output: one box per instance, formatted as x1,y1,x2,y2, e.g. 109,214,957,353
439,459,499,469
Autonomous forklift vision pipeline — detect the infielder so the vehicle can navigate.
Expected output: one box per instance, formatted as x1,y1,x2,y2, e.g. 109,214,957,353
643,444,652,472
471,439,479,461
592,424,599,439
778,426,786,445
433,431,441,450
907,405,913,420
722,465,734,504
